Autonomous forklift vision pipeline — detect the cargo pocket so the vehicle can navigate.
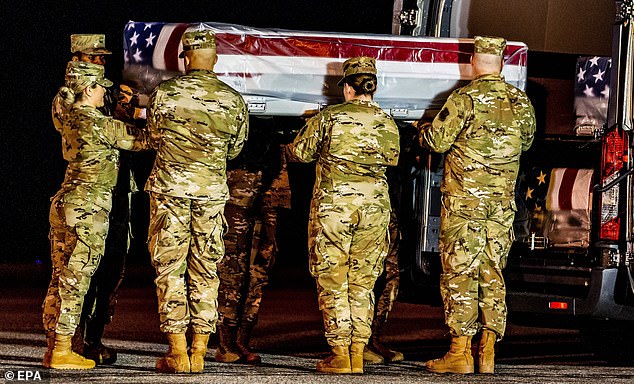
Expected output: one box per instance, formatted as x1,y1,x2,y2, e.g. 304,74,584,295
441,197,485,274
204,205,227,264
498,200,517,269
147,209,168,268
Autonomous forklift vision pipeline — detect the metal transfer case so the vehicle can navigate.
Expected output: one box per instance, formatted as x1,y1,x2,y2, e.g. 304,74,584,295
121,21,527,120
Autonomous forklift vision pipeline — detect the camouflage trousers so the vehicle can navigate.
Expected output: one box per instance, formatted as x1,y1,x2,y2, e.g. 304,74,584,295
439,196,515,339
218,203,277,326
372,210,400,326
148,193,227,334
42,196,110,335
79,188,130,342
218,167,289,327
309,201,391,347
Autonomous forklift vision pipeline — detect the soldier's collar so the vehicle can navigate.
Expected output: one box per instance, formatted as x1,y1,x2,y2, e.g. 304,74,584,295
474,73,504,82
347,99,379,107
187,69,216,76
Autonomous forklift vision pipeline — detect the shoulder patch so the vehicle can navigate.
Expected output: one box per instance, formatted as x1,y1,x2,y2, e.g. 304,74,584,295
438,107,450,122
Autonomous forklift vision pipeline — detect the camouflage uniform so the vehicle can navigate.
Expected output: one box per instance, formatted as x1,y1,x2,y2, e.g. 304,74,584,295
419,50,536,339
289,97,400,348
49,35,136,363
145,42,248,335
43,61,149,337
218,129,290,328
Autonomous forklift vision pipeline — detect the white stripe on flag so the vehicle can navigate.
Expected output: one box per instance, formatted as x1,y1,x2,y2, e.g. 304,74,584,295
153,24,184,72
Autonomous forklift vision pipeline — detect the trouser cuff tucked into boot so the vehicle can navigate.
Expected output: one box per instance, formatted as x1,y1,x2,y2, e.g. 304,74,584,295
237,321,261,365
215,324,241,363
42,331,56,368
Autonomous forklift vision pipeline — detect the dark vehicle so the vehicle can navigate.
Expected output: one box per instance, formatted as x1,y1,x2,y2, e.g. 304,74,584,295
395,0,634,362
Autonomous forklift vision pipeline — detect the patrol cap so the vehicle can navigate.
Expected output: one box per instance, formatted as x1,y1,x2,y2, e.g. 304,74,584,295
65,61,113,93
338,56,377,86
70,34,112,55
179,30,216,58
473,35,506,57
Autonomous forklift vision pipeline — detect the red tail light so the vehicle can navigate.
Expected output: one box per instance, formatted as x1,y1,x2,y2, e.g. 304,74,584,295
599,129,627,241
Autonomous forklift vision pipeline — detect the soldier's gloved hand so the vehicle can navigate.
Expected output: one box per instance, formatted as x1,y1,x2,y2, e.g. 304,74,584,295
118,84,135,105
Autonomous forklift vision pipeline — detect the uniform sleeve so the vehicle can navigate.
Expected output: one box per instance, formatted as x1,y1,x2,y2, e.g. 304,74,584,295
99,116,150,151
51,93,64,134
287,111,328,163
419,91,472,153
146,87,164,151
226,97,249,160
518,95,536,152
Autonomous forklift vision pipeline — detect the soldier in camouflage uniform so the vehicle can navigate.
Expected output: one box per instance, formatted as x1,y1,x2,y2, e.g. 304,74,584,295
145,29,248,374
216,127,291,365
418,36,536,374
50,34,139,366
363,172,403,364
42,61,149,370
288,56,400,374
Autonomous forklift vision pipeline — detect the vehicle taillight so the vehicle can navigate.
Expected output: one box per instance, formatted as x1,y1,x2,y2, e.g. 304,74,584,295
599,129,628,241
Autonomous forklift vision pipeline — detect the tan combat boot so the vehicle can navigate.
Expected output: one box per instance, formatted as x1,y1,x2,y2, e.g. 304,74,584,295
424,336,474,374
42,331,56,368
49,334,96,370
364,312,404,364
189,333,210,373
156,333,190,373
214,324,241,363
237,321,261,365
316,346,352,374
478,330,496,374
350,342,365,374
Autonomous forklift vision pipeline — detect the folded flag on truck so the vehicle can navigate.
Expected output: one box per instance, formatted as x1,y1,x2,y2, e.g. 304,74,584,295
519,167,594,248
544,168,594,247
574,56,611,135
122,21,528,118
545,168,593,211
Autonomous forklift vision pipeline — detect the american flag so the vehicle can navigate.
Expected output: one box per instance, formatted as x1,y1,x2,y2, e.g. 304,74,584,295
545,168,593,211
518,167,594,245
121,21,529,118
123,22,188,73
574,56,611,133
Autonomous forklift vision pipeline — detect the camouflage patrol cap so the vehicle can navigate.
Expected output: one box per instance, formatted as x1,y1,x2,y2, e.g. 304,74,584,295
65,61,113,93
179,30,216,58
70,34,112,55
338,56,377,86
473,35,506,56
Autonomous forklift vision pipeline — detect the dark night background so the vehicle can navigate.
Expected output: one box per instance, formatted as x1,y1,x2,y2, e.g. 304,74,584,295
0,0,396,267
0,1,615,270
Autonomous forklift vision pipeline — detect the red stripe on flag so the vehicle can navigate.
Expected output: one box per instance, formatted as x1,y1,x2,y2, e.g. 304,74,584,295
213,33,527,66
164,24,189,72
558,168,578,211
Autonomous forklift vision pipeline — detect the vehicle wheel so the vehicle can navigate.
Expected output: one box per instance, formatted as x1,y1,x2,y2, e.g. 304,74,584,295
580,319,634,365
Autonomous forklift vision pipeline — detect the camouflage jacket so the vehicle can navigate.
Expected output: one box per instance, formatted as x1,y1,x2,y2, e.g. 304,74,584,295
52,85,116,133
419,74,536,200
145,69,248,201
289,99,400,206
55,104,149,211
